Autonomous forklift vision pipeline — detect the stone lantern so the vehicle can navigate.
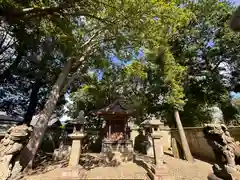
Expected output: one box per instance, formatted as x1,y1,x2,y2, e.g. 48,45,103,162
141,116,164,135
141,116,164,163
60,111,88,180
71,111,87,133
68,111,87,167
141,116,170,179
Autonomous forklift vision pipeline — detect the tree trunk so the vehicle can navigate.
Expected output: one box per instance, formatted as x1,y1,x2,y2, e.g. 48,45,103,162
174,110,194,162
23,79,42,125
20,59,72,168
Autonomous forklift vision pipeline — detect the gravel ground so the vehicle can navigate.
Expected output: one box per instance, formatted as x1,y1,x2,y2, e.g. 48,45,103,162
22,155,212,180
163,155,212,180
87,163,148,179
22,163,148,180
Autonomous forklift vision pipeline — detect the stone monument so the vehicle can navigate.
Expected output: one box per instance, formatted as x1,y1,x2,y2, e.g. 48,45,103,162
0,124,33,180
203,124,240,180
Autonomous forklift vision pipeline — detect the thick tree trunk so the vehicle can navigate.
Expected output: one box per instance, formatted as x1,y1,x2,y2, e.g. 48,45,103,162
23,79,42,125
20,59,72,168
174,110,194,162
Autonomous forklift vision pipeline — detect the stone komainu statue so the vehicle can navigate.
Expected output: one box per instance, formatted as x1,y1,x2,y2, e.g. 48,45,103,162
203,124,240,180
0,124,33,180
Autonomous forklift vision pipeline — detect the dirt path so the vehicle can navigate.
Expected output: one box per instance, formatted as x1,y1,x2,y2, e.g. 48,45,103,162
22,163,148,180
163,155,212,180
87,163,148,179
22,155,212,180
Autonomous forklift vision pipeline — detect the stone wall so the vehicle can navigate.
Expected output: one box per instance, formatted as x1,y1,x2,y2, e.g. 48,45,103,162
170,126,240,162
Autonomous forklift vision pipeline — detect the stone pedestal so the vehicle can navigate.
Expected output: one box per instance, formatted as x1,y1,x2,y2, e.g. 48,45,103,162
60,167,87,180
101,139,134,163
60,133,86,180
152,133,164,166
68,133,85,167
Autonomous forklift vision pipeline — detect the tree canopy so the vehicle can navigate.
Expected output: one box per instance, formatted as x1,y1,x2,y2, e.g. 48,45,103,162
0,0,240,150
67,0,240,127
2,0,240,167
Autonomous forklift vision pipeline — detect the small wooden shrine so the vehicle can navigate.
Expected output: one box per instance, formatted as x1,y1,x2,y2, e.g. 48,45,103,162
96,99,134,156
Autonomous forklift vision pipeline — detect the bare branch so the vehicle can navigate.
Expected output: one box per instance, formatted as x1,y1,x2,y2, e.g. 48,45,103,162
0,32,7,48
0,1,71,18
211,59,225,72
0,39,17,56
80,30,102,49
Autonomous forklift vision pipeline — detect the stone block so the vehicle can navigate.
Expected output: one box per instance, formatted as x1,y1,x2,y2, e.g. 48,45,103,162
152,166,173,180
60,167,87,180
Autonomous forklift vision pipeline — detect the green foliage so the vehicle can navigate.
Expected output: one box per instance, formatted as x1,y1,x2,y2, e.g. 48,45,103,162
166,0,240,126
160,49,186,109
69,0,240,127
2,0,240,127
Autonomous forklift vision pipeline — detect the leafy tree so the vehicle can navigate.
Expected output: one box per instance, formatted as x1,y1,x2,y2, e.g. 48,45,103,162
0,12,74,122
168,0,240,126
13,0,193,168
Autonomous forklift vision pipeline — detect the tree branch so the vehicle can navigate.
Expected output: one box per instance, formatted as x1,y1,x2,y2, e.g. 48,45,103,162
0,1,71,18
0,3,111,25
0,39,16,55
211,59,225,72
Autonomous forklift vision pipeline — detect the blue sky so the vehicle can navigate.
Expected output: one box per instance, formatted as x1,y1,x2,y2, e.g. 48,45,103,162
233,0,240,5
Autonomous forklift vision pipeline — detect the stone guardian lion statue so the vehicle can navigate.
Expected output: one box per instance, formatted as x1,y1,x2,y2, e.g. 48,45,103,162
0,124,33,180
203,124,240,180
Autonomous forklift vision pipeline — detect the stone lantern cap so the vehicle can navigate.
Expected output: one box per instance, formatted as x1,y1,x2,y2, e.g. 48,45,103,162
141,116,164,127
65,111,87,125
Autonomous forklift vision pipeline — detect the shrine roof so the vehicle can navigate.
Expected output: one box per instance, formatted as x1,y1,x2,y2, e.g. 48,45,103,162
95,99,134,116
